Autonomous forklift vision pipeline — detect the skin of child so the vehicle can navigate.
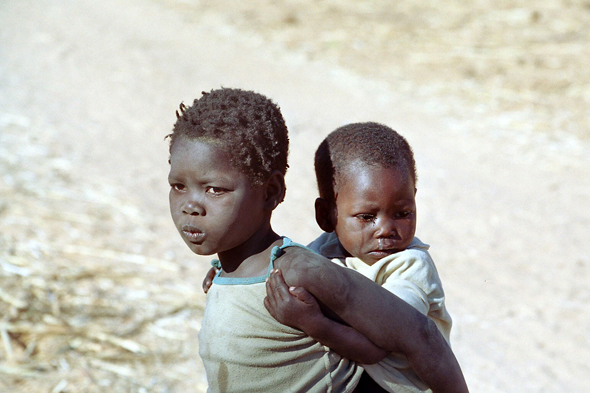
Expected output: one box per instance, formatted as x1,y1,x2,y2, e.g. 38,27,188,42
182,132,468,392
169,136,285,278
264,161,418,362
319,159,417,266
265,160,469,391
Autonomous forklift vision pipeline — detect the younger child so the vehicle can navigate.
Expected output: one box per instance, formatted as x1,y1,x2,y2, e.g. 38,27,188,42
172,89,467,392
265,122,453,392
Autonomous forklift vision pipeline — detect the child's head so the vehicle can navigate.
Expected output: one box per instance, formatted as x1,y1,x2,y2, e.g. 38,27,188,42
314,122,417,265
167,88,288,258
167,88,289,185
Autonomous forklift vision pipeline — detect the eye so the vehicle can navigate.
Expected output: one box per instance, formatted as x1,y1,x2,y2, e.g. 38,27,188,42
394,210,413,219
206,186,228,195
170,183,185,192
356,213,376,222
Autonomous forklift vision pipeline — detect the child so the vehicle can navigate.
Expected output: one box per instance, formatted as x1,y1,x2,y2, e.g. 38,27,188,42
170,88,467,392
265,122,453,392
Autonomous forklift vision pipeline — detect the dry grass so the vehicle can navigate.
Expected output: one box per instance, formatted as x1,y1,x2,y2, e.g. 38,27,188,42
0,117,207,392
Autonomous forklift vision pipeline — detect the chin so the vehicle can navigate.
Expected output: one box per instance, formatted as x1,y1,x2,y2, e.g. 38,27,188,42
184,242,209,256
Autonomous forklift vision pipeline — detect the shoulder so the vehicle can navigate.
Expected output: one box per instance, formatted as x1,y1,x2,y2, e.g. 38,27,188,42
377,238,439,280
273,243,348,289
399,237,435,266
306,232,333,253
274,245,325,275
307,232,347,260
408,236,430,252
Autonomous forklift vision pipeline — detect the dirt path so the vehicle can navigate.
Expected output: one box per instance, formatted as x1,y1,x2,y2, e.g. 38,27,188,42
1,0,589,392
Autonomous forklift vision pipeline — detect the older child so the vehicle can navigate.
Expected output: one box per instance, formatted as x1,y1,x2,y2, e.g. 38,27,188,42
170,89,467,392
265,122,453,392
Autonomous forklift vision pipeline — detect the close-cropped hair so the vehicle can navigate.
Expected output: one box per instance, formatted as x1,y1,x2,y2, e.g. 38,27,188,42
167,88,289,185
315,122,417,203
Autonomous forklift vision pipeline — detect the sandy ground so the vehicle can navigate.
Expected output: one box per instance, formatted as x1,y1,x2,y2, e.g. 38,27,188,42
1,0,589,392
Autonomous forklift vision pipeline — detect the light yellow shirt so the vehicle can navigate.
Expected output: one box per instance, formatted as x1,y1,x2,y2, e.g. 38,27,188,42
309,233,452,393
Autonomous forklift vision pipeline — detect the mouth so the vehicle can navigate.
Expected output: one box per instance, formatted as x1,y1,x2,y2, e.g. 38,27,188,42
182,225,205,243
368,249,397,259
368,238,400,257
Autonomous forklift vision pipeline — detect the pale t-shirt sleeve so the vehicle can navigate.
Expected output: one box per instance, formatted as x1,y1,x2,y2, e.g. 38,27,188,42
347,248,445,318
380,251,441,316
382,278,430,316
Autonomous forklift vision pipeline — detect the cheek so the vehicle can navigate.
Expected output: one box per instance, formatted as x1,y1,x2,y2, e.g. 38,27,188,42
338,223,371,251
400,220,416,239
169,193,183,219
168,192,175,212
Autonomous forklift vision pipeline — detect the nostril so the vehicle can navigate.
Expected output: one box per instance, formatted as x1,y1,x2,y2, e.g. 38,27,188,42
183,200,204,216
376,225,396,237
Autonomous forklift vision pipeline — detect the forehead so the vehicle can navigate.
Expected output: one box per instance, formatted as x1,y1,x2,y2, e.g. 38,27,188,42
169,137,238,177
338,161,413,189
335,161,414,203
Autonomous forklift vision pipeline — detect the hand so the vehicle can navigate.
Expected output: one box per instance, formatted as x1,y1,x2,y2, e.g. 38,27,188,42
264,269,323,331
202,267,219,294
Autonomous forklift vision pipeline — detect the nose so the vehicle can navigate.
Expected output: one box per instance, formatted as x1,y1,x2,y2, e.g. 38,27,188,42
182,194,205,216
374,217,397,238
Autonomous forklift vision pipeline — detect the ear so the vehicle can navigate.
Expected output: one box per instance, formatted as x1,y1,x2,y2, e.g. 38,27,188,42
263,171,286,211
315,197,335,233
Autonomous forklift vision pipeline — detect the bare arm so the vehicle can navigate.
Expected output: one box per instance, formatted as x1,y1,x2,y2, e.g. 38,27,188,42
264,269,387,364
276,250,469,393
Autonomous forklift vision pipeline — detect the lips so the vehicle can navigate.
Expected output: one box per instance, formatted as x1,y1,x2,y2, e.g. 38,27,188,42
182,224,205,243
367,238,400,259
368,249,396,259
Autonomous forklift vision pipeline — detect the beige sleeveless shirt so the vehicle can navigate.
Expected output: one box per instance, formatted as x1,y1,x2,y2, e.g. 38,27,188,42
199,238,363,392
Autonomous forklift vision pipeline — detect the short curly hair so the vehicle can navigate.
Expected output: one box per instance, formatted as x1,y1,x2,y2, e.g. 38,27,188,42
167,88,289,185
315,122,417,204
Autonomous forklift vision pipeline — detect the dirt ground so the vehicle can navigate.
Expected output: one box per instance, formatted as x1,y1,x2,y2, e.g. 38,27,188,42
1,0,589,392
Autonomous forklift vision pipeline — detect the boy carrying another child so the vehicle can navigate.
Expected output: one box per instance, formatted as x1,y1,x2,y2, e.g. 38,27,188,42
182,89,467,392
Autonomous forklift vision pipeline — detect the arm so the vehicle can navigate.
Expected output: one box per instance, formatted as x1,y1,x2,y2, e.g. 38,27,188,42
276,250,468,393
264,269,387,364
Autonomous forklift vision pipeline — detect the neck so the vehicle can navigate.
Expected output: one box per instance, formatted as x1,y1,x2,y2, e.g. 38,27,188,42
217,226,281,275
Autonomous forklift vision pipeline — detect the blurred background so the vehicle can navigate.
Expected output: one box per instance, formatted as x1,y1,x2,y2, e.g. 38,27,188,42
1,0,589,392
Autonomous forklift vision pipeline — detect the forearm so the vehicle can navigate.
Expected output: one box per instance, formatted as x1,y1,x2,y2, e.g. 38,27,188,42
398,317,467,392
287,258,418,350
304,314,387,365
321,272,468,392
280,256,468,392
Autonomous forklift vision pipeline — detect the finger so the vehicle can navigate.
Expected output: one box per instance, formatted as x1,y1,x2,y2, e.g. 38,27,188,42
271,269,290,295
289,286,318,305
269,269,291,301
266,276,278,305
273,269,288,287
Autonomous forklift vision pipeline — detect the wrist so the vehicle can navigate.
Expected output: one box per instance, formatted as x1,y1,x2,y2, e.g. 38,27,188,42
301,314,330,341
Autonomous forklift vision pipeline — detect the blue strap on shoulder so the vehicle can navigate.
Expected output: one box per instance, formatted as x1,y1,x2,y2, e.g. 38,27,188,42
209,237,311,285
269,237,294,263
